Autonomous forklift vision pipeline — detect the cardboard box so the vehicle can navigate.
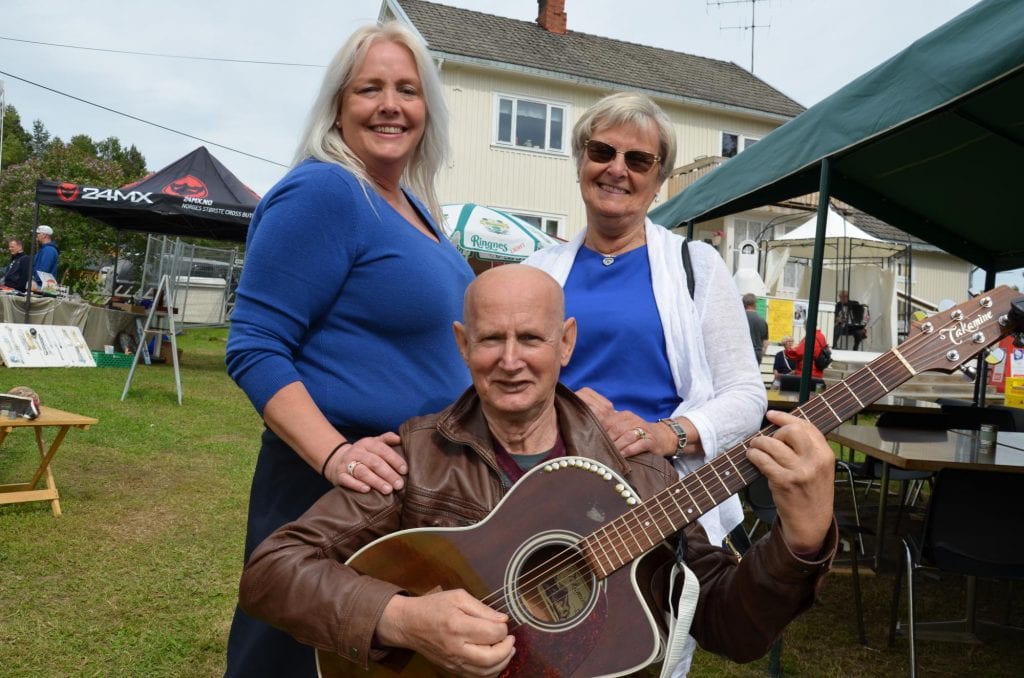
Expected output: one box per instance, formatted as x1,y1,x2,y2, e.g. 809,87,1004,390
112,302,148,315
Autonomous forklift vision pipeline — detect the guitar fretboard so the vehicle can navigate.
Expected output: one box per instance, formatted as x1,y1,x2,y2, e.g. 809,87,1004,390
580,292,1014,578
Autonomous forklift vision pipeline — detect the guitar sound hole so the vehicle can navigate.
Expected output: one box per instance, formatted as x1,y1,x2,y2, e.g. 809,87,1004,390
511,541,598,629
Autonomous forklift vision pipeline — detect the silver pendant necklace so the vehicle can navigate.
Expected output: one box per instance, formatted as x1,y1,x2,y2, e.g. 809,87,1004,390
601,254,616,266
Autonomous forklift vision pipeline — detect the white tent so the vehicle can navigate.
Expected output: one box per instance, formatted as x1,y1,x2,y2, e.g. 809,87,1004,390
768,207,905,261
764,208,907,353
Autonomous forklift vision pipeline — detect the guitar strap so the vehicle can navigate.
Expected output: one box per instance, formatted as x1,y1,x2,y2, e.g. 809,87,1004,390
660,562,700,678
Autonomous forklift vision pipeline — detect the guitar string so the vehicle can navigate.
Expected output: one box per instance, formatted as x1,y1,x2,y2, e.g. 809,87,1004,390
479,329,970,618
477,299,1004,618
472,297,1009,622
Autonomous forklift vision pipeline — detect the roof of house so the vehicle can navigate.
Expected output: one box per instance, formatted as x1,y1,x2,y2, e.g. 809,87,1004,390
846,210,932,249
392,0,805,119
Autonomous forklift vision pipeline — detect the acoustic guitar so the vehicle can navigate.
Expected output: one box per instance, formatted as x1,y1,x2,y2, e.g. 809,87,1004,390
317,287,1024,677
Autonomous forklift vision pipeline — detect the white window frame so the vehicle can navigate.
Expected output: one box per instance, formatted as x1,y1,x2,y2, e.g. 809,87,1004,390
493,93,569,154
731,217,766,272
894,258,917,286
721,131,761,158
779,222,803,293
508,209,566,239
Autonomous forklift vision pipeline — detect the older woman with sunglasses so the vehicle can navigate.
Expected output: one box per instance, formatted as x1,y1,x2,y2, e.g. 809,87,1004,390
526,92,766,589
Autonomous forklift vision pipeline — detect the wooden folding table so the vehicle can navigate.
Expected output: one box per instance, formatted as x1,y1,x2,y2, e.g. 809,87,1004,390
0,406,97,516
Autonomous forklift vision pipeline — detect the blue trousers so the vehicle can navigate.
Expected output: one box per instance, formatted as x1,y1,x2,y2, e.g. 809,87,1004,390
225,429,336,677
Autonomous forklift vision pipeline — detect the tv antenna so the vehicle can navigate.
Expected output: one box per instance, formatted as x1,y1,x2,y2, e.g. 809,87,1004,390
707,0,771,73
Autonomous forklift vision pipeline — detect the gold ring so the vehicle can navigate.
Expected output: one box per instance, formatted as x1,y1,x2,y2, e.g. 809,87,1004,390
346,460,363,475
633,427,647,441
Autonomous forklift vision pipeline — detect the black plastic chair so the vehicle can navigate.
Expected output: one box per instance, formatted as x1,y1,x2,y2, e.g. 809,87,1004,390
888,469,1024,677
845,412,939,533
936,401,1024,432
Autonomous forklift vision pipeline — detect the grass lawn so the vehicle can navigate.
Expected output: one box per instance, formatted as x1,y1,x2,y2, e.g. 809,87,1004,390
1,328,1021,676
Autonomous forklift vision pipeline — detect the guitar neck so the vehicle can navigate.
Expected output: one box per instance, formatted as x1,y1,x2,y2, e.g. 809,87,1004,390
582,292,1017,578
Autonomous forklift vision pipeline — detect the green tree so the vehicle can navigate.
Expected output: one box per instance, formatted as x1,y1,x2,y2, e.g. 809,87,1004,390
68,134,98,158
29,119,51,156
0,136,148,292
1,105,32,169
96,137,147,178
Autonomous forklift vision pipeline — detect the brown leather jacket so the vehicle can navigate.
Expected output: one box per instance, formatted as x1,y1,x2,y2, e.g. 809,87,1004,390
239,385,836,670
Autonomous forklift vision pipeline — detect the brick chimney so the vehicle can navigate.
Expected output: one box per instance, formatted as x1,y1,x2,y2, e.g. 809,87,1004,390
537,0,567,34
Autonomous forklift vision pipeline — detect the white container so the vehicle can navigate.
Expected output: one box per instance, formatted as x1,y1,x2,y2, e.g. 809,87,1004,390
174,276,227,324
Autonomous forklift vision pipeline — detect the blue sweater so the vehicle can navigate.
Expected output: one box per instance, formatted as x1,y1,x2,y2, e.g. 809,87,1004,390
33,242,59,283
226,160,473,434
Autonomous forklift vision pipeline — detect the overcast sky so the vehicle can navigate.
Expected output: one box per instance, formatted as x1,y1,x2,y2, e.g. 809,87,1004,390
4,0,1012,285
2,0,983,193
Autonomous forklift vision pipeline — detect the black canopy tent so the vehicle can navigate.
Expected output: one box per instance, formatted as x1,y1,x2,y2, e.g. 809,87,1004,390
35,146,260,242
649,0,1024,401
27,146,261,319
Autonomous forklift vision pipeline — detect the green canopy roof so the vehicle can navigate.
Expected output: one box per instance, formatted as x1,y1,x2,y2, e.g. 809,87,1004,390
649,0,1024,272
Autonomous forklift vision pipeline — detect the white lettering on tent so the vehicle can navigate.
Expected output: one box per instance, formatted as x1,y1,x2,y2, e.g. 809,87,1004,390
80,187,154,204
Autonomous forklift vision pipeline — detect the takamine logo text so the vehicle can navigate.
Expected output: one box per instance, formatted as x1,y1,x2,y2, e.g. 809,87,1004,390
57,182,80,202
938,310,994,345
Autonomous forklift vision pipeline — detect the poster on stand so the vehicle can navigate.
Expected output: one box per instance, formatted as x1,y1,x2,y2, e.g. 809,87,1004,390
0,323,95,368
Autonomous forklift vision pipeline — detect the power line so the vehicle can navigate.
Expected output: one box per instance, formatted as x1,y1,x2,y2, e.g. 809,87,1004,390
0,35,324,68
0,69,288,168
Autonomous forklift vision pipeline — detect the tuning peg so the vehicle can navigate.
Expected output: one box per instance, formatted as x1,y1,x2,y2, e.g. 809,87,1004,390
959,364,978,381
985,347,1006,366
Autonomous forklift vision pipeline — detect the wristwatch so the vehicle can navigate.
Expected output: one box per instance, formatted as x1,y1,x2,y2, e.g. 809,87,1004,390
658,418,688,456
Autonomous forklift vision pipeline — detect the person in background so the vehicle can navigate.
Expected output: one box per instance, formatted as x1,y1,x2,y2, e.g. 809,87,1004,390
834,289,868,350
237,265,837,677
773,335,795,381
743,292,769,365
33,225,59,285
524,92,766,675
223,21,474,676
3,238,31,292
786,324,829,379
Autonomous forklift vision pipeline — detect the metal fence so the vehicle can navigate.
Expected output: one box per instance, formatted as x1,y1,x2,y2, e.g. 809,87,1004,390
136,235,243,327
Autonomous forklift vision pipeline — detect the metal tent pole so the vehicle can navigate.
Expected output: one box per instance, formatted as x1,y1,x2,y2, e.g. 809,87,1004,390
799,158,831,403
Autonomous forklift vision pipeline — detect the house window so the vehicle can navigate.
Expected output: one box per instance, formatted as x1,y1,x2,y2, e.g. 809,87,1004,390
510,211,565,239
895,258,917,285
732,218,765,271
721,132,760,158
780,223,803,292
496,95,567,152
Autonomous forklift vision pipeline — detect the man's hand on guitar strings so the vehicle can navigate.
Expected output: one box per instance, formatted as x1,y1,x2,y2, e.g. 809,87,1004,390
746,410,835,556
376,589,515,677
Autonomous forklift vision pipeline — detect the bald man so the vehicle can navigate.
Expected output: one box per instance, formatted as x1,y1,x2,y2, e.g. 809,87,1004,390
238,265,837,677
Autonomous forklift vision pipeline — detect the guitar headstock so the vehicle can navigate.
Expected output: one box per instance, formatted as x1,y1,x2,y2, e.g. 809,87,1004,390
903,286,1024,374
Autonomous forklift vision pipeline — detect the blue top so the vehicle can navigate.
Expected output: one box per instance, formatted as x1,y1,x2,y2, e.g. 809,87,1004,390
560,246,680,421
33,242,59,283
773,350,793,376
226,160,474,434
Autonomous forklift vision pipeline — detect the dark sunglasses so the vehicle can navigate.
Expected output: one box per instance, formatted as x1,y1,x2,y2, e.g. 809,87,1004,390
584,139,661,173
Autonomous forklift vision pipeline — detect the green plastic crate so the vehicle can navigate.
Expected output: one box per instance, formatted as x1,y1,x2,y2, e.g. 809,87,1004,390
91,350,134,368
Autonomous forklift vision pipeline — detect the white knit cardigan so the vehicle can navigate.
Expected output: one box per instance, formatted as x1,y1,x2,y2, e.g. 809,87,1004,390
525,219,768,546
